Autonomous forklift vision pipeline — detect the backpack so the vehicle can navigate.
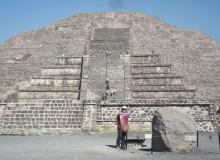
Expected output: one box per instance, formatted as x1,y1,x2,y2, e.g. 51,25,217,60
120,114,129,132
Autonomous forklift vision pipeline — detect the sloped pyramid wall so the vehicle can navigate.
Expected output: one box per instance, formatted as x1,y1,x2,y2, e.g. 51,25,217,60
0,12,220,101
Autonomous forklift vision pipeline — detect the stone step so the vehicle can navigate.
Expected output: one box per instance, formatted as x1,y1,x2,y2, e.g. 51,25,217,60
47,64,82,68
132,74,182,79
93,28,130,41
33,75,81,80
41,68,81,76
89,40,129,50
43,65,81,69
18,92,79,99
132,77,182,86
19,86,79,92
132,91,195,99
91,39,129,43
131,64,171,67
131,54,160,64
131,54,160,57
16,98,82,103
131,85,195,91
30,78,80,87
54,57,82,65
131,65,171,74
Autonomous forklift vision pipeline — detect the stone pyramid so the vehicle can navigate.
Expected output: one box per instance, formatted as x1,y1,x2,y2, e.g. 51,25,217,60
0,12,219,102
0,12,219,135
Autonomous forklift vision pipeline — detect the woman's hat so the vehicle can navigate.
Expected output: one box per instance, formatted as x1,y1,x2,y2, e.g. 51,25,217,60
121,106,127,110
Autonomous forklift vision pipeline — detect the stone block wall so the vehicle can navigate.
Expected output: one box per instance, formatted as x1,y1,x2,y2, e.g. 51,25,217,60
82,103,97,133
96,106,156,122
0,99,219,135
93,99,215,132
0,100,83,135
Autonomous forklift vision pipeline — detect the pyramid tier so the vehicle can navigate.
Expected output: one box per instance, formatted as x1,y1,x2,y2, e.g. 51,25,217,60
18,85,79,99
132,74,182,79
19,86,79,92
132,77,182,86
33,75,81,80
132,90,195,99
41,67,81,76
131,85,195,91
131,54,160,64
54,56,82,65
30,78,80,87
131,64,171,74
18,91,78,99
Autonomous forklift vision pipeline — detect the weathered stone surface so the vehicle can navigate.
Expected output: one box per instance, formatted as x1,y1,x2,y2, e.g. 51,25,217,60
0,99,215,135
152,107,197,153
0,12,219,101
0,12,219,135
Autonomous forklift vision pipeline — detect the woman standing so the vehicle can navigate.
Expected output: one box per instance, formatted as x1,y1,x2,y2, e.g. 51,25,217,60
116,106,129,150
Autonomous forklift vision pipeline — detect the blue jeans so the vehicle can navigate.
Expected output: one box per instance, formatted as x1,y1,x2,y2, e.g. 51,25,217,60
116,128,127,149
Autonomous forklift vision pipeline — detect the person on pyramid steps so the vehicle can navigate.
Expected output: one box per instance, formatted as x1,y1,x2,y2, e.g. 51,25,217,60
116,106,129,150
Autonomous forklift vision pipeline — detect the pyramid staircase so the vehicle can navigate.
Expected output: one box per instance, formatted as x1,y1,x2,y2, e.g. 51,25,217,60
17,56,83,100
130,54,196,99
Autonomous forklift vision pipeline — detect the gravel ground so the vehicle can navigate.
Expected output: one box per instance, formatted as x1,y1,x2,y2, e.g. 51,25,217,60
0,132,219,160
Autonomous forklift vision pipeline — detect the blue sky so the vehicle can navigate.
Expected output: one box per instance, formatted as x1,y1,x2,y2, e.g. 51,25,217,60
0,0,220,43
